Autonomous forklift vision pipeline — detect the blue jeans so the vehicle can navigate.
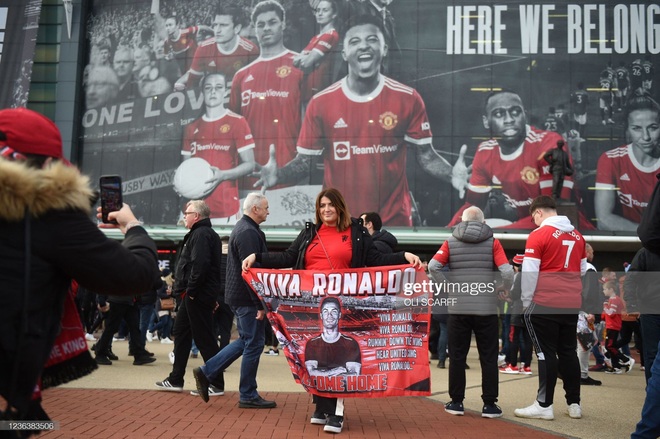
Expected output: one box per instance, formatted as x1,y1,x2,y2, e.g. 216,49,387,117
631,338,660,438
436,321,448,362
640,314,660,383
152,314,172,339
138,304,156,345
201,305,265,400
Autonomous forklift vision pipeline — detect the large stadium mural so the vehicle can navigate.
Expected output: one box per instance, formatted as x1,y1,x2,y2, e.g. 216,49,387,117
79,0,660,231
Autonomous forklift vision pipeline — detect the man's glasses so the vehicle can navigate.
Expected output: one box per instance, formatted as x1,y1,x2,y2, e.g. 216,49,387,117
183,211,197,216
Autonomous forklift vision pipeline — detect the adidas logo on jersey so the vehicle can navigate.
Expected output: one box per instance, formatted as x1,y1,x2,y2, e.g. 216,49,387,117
620,173,630,181
333,118,347,128
245,74,254,82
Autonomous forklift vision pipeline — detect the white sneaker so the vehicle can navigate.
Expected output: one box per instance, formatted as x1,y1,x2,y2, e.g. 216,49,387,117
497,354,506,367
85,333,96,341
161,337,174,344
168,351,175,365
514,401,554,420
146,331,154,343
567,403,582,419
622,357,635,373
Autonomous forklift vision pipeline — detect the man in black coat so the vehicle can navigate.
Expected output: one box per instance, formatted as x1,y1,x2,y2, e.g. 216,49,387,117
156,200,225,395
0,108,160,425
360,211,398,253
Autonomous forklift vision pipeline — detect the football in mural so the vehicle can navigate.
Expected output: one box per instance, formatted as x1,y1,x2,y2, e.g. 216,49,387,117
173,157,215,199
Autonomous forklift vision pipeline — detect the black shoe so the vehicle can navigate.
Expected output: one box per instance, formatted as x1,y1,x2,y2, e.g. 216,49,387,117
580,376,602,386
465,363,470,369
95,355,112,365
238,396,277,409
193,367,210,403
445,401,464,416
133,356,156,365
482,403,503,418
129,349,154,357
310,411,327,425
105,350,119,361
324,415,344,433
437,360,445,369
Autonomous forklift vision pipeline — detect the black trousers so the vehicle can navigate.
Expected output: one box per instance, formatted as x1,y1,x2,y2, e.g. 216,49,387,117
168,295,222,387
214,301,234,350
524,305,580,406
447,314,499,405
96,301,147,357
314,395,344,417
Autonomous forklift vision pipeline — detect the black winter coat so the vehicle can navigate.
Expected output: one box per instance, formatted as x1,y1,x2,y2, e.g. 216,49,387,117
0,159,160,420
258,219,408,269
173,217,223,308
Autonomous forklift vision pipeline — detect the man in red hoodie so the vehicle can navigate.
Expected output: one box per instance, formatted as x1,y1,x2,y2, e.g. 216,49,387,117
514,195,586,421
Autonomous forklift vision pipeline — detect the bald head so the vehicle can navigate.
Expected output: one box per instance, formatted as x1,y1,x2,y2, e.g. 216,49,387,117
462,206,485,223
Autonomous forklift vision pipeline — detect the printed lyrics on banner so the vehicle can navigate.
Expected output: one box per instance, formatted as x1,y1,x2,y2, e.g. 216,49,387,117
244,266,431,398
446,4,660,54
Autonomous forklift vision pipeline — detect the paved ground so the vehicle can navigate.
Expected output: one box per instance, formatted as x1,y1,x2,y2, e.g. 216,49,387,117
32,337,646,439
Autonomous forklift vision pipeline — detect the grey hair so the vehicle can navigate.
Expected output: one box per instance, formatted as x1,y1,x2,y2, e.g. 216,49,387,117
462,205,485,223
187,200,211,218
243,192,267,213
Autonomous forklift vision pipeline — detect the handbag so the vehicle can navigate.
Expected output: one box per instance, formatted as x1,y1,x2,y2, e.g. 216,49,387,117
160,297,175,310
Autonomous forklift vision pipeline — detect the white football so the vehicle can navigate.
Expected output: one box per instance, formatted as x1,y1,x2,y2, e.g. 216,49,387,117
173,157,215,199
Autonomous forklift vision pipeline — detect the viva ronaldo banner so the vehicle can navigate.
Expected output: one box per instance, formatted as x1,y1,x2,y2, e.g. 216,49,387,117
79,0,659,231
242,265,431,397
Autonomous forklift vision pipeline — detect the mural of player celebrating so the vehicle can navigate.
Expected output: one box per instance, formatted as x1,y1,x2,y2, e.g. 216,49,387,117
254,14,468,226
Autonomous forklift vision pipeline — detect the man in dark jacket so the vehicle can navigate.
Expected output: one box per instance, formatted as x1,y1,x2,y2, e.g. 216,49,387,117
191,193,276,408
0,108,160,426
156,200,225,395
428,205,513,419
93,291,156,366
360,212,398,253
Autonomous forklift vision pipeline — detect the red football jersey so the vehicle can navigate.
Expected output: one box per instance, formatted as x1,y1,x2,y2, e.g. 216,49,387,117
524,222,586,308
297,76,433,226
182,111,255,218
456,127,569,221
301,29,339,101
188,36,259,87
229,51,303,177
164,26,199,73
595,144,660,223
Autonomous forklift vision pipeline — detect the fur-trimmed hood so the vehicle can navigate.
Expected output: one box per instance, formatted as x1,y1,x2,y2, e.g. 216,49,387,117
0,159,94,221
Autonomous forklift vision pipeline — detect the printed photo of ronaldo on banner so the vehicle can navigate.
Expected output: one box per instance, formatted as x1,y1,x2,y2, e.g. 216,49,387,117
242,265,431,397
79,0,659,231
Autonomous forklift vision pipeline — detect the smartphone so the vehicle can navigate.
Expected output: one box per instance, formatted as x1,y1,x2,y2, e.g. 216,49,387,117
99,175,123,224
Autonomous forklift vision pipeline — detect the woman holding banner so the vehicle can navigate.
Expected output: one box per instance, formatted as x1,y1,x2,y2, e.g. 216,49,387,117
243,187,421,434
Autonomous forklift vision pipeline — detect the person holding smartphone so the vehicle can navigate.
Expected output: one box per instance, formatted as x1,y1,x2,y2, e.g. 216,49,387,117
0,108,161,431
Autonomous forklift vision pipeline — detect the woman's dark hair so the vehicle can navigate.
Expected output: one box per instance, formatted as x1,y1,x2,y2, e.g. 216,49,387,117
315,187,352,231
623,90,660,137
